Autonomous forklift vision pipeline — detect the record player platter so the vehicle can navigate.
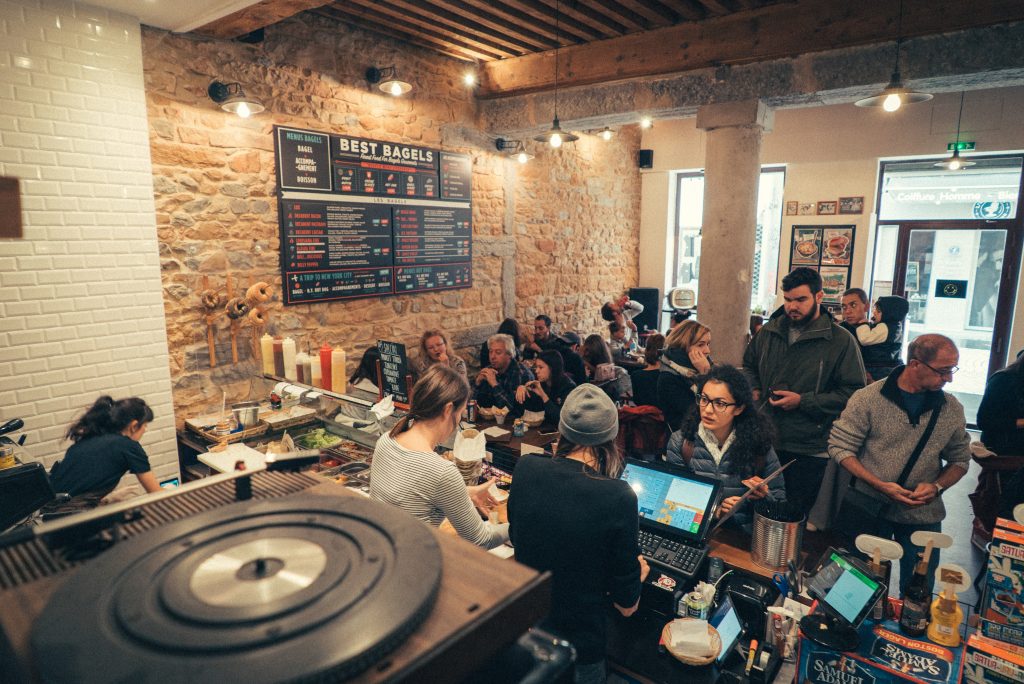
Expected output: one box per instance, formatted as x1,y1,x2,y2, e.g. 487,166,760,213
29,494,442,683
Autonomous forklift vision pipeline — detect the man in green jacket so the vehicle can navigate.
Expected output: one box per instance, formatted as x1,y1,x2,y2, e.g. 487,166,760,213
742,267,866,515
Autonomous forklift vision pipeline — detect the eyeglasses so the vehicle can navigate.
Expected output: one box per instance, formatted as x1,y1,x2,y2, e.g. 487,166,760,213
697,394,737,412
916,360,960,378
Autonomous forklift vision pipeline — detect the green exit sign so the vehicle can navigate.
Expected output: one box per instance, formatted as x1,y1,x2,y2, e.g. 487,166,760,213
947,141,975,151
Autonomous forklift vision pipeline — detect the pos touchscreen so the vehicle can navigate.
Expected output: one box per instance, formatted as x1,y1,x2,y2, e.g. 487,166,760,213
807,549,885,628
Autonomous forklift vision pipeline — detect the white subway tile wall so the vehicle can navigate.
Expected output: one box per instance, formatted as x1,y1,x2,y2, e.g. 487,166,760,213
0,0,178,487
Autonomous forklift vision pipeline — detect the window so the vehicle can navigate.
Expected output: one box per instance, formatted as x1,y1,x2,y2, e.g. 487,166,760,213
670,168,786,314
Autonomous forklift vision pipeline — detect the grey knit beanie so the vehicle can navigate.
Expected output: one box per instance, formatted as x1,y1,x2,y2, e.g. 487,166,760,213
559,384,618,446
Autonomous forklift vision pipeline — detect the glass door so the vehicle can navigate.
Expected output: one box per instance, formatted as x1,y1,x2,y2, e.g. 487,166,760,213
897,227,1008,421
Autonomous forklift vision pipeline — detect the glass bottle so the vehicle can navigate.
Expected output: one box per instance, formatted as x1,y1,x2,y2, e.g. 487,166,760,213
899,557,931,637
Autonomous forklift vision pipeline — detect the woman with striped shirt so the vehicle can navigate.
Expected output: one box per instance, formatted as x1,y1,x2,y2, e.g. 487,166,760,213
370,364,508,549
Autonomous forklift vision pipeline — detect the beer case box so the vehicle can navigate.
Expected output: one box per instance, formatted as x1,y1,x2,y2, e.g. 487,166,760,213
797,606,963,684
995,518,1024,536
981,527,1024,647
963,633,1024,684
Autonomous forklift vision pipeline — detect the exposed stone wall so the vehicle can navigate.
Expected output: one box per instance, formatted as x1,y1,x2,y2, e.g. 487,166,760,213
514,132,643,336
142,12,641,422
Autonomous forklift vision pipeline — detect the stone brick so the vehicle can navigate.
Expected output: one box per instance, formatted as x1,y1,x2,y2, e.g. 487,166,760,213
142,13,640,421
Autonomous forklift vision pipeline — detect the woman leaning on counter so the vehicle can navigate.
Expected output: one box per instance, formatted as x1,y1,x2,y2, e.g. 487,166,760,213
49,396,162,502
369,364,507,549
411,328,467,381
509,384,649,684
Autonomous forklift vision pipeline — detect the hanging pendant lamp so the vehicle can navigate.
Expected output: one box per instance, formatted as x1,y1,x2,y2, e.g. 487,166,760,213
855,0,932,112
934,92,976,171
534,0,578,148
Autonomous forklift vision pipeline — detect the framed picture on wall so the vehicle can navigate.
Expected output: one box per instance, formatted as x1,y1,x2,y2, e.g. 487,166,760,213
790,227,822,266
820,266,850,303
839,196,864,214
817,201,837,215
820,226,855,266
785,200,799,216
798,202,816,216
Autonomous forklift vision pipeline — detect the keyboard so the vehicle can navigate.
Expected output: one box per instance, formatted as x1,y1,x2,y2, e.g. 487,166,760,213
639,529,707,578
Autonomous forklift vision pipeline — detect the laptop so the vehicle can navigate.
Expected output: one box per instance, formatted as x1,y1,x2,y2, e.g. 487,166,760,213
620,458,723,578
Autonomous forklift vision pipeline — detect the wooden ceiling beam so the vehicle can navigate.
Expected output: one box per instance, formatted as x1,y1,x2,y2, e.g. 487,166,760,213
615,0,680,26
493,0,601,43
479,0,1024,97
694,0,741,15
312,6,465,60
585,0,651,32
402,0,557,52
343,0,526,57
195,0,332,39
533,0,627,38
649,0,707,22
318,4,496,61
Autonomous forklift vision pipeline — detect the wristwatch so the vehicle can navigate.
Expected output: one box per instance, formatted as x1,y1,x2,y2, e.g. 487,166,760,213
933,481,945,494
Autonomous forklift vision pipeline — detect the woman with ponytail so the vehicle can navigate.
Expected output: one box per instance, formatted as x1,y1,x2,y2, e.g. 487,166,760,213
49,395,161,499
369,364,508,549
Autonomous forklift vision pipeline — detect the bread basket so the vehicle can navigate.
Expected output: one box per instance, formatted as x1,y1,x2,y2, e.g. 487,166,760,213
660,619,721,666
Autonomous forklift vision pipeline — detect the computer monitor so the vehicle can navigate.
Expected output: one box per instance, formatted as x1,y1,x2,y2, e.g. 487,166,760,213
709,594,744,665
620,459,722,544
801,548,886,651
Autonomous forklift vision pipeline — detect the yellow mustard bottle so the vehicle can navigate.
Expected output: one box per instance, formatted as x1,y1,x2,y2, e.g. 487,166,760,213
926,590,963,647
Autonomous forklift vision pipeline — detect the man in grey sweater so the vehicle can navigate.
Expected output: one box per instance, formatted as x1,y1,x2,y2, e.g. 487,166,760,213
828,334,971,590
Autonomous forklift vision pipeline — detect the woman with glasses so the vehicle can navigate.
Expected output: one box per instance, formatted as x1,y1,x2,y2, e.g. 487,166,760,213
370,365,508,549
412,328,467,381
665,364,785,529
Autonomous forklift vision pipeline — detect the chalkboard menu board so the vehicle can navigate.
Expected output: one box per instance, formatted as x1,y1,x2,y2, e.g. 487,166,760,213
274,126,473,305
376,340,410,405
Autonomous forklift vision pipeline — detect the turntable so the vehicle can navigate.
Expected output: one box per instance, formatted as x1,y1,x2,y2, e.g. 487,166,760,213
0,470,550,683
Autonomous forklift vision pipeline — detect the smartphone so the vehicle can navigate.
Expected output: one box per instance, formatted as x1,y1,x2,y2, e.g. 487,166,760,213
768,383,788,400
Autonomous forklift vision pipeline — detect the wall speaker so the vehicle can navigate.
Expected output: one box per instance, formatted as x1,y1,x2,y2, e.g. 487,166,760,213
638,149,653,169
628,287,660,332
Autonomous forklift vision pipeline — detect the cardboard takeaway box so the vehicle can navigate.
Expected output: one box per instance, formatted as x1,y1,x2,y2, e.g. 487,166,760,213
980,518,1024,647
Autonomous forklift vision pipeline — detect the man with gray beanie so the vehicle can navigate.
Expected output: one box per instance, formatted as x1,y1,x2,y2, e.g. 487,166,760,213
509,385,649,683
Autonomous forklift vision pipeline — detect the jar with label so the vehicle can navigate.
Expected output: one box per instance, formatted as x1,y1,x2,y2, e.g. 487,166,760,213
0,444,16,470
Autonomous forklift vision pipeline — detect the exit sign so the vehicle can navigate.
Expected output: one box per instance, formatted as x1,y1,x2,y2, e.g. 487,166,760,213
947,141,975,151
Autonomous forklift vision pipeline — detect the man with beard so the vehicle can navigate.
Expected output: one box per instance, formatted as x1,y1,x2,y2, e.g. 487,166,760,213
743,267,866,515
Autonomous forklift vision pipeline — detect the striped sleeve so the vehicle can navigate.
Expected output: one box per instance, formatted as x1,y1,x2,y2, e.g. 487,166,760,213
369,434,508,549
433,466,510,549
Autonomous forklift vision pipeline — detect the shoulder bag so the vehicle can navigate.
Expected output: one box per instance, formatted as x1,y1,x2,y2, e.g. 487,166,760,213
834,404,942,538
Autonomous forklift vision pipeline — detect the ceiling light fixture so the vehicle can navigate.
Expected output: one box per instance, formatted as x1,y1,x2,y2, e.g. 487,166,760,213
366,66,412,97
600,127,614,141
639,117,653,129
934,92,976,171
207,81,265,118
854,0,932,111
496,138,533,164
533,0,578,149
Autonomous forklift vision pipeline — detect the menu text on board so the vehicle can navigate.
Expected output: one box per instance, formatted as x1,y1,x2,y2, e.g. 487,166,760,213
376,340,410,405
274,126,472,305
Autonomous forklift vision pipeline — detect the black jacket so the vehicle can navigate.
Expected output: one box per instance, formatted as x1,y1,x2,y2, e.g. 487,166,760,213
978,364,1024,455
858,296,910,371
743,305,866,455
508,455,641,664
656,348,699,431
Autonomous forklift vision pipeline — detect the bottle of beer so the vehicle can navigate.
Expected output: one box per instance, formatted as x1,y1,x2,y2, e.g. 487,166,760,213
899,556,931,637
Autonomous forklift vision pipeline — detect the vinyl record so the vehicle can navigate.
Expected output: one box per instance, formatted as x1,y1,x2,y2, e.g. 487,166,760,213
31,494,442,683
